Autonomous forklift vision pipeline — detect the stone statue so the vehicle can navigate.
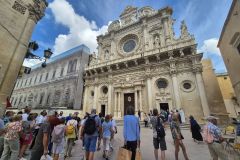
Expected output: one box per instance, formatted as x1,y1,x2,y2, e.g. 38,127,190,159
104,50,109,60
180,20,190,39
154,34,160,48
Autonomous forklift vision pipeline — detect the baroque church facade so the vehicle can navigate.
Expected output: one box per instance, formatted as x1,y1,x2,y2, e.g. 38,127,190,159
83,6,210,120
11,45,90,110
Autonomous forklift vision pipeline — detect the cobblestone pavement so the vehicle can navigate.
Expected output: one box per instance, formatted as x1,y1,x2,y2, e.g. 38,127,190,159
57,126,239,160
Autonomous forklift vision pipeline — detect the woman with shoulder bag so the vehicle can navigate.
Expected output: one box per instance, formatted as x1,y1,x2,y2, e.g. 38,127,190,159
170,113,189,160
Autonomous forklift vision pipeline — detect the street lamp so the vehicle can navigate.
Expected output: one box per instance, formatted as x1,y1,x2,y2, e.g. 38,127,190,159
25,41,53,70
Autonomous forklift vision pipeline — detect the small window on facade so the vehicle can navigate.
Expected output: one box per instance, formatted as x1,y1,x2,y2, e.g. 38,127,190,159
24,96,27,102
39,93,44,105
46,93,51,104
20,80,23,87
39,74,42,82
45,73,48,81
156,79,168,89
11,97,14,103
183,82,192,90
60,68,64,76
34,75,37,84
237,43,240,54
52,70,56,79
19,96,22,105
29,78,32,85
14,98,18,105
72,59,77,72
102,86,108,94
25,79,28,86
67,61,73,73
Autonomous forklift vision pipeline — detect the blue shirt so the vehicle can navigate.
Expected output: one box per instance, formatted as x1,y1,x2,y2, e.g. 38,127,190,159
123,115,140,141
102,121,112,138
207,122,222,141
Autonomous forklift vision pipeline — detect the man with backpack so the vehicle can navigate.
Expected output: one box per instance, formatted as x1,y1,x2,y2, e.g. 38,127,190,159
150,108,167,160
80,109,102,160
64,116,78,158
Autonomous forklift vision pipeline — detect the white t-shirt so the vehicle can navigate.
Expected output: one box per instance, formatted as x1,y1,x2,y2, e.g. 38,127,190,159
22,113,29,121
67,119,78,128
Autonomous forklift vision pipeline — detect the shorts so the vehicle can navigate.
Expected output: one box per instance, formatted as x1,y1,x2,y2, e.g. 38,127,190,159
103,137,110,151
52,142,64,154
153,137,167,151
84,136,98,152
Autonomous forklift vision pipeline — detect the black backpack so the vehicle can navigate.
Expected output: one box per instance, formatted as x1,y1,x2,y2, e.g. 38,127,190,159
84,115,97,135
156,117,166,139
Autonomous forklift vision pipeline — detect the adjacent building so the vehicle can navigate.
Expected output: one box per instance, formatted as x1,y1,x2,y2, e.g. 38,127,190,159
217,73,240,117
0,0,47,105
218,0,240,105
83,6,220,120
11,45,90,110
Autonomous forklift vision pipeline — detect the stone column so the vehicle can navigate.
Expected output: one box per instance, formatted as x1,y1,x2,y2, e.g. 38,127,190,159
93,85,98,109
118,92,121,118
163,17,170,44
195,71,210,116
139,89,143,111
147,78,153,111
135,89,138,112
114,92,118,117
171,74,181,109
108,84,112,114
83,86,89,113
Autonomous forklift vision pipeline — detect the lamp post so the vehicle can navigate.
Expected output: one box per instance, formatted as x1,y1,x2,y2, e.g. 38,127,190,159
25,41,53,70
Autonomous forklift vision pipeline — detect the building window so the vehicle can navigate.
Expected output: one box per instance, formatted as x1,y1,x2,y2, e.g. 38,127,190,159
67,59,77,73
39,93,44,105
39,74,42,82
102,86,108,94
20,80,23,87
45,73,48,81
19,96,22,105
156,79,168,89
11,97,14,103
52,90,61,106
34,75,37,84
29,78,32,85
52,70,56,79
183,82,192,90
14,98,18,105
237,43,240,54
24,96,27,102
46,93,51,105
25,79,28,86
60,68,64,76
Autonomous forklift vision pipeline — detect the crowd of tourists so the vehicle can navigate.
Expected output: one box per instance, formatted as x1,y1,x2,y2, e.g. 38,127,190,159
0,105,238,160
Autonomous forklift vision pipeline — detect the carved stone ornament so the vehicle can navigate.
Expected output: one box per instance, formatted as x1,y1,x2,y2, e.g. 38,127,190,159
180,20,190,39
27,1,47,23
12,1,27,15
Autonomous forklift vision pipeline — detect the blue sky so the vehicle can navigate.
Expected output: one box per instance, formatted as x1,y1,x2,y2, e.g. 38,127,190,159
26,0,232,73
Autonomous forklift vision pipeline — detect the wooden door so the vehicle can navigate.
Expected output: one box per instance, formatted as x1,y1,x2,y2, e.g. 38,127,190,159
124,93,135,115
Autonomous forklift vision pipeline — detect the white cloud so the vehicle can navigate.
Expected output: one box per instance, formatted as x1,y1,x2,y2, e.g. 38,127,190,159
23,59,43,67
199,38,221,56
49,0,109,54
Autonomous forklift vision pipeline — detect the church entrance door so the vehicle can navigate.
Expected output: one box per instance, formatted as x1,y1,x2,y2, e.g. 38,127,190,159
101,105,106,117
124,93,135,115
160,103,169,111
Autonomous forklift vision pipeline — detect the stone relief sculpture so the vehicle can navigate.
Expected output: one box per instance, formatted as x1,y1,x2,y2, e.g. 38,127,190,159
153,34,160,48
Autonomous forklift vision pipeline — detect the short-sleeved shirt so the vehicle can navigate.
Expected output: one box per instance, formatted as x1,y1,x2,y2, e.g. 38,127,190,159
207,122,222,141
150,116,164,138
170,121,182,140
83,114,101,137
5,121,22,140
102,121,112,138
33,122,51,150
66,119,78,139
22,113,29,121
0,119,4,129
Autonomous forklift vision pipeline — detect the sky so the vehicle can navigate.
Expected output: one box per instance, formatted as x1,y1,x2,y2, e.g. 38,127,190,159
24,0,232,73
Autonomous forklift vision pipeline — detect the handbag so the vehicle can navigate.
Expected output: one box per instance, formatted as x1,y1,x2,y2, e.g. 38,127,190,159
135,149,142,160
117,146,132,160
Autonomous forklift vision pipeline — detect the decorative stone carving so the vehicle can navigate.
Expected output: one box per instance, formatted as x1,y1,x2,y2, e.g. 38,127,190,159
27,0,47,23
12,1,27,15
108,20,121,32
